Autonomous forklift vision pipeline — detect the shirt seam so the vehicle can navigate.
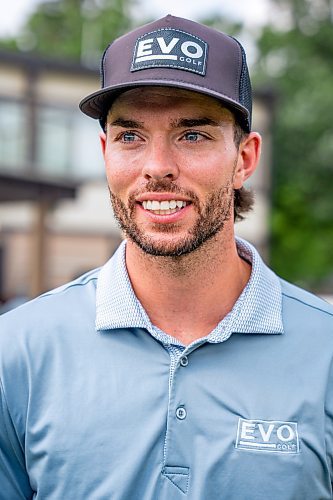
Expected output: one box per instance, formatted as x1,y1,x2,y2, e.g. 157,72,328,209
324,356,333,474
40,276,99,300
282,292,333,317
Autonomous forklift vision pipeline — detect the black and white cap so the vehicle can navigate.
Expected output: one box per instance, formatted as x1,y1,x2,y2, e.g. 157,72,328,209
79,15,252,131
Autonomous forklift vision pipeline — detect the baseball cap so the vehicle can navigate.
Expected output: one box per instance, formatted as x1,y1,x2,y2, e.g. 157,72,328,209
79,15,252,131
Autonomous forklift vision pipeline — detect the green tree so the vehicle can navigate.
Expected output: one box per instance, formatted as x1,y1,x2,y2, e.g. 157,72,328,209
254,0,333,291
199,13,243,36
0,0,137,65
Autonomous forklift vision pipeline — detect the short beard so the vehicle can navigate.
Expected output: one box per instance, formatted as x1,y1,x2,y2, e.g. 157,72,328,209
109,179,234,257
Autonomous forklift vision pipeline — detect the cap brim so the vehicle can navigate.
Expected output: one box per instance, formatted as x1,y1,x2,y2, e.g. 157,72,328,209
79,80,250,128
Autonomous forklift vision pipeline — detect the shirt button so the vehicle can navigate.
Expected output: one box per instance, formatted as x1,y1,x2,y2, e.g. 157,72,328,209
180,356,189,367
176,406,187,420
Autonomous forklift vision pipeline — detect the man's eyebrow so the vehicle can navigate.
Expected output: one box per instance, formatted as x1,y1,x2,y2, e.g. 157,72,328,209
109,117,226,129
171,118,222,128
109,118,144,128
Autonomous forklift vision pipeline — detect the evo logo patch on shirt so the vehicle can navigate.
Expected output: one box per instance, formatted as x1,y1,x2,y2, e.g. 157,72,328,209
235,418,300,454
131,28,208,75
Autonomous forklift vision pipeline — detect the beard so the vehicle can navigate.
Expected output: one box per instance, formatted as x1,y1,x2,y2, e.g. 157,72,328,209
110,179,234,257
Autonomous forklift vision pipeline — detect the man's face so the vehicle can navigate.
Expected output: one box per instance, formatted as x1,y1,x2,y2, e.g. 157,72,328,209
101,87,250,257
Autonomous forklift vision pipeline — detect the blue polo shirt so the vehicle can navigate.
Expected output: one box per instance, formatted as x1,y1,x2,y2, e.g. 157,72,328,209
1,238,333,499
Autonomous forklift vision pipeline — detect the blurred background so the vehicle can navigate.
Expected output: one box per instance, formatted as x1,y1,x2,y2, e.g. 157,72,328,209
0,0,332,312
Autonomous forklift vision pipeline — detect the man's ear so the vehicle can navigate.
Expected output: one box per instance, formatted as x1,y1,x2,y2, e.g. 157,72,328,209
99,131,107,157
233,132,262,189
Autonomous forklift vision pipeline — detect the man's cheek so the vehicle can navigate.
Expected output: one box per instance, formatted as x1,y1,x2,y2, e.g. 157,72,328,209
105,169,128,192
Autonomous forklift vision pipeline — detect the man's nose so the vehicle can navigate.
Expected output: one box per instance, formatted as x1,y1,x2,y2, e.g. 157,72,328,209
142,140,180,181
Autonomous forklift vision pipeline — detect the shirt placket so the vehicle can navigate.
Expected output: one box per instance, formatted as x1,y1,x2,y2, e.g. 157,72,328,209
161,342,205,496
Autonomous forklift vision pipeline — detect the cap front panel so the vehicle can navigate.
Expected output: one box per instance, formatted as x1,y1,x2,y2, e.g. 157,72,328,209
130,28,207,76
80,15,251,130
103,20,241,103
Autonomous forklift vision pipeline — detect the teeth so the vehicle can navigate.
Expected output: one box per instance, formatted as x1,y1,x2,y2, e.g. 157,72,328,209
160,201,169,210
142,200,187,212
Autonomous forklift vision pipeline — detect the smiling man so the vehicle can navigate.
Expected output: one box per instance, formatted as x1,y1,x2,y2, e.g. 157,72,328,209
1,15,333,500
103,88,252,258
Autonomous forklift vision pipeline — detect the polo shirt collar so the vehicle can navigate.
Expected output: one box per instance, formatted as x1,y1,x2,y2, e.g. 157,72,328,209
95,238,284,336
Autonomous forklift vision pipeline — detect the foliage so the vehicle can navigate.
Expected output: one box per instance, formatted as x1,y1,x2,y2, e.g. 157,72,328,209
254,0,333,291
0,0,137,65
199,13,243,36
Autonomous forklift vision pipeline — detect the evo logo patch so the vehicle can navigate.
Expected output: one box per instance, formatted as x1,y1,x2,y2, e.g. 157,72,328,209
235,418,300,454
131,28,207,75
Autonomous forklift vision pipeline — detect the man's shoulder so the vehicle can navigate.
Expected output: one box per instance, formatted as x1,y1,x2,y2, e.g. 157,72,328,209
0,267,100,341
39,266,100,306
280,277,333,320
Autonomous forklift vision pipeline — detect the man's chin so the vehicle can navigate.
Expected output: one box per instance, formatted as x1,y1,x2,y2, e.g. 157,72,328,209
123,231,194,257
126,229,218,258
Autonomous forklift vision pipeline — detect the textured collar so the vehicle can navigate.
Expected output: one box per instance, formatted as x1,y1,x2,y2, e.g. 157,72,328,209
96,238,284,342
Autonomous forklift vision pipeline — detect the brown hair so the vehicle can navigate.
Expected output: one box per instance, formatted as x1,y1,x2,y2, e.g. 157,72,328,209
233,122,254,221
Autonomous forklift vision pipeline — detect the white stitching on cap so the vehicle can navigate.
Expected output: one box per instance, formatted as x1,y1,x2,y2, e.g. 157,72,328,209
132,62,205,73
133,26,207,46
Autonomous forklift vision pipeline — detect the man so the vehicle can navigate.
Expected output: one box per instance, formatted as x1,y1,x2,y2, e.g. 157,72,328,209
1,15,333,500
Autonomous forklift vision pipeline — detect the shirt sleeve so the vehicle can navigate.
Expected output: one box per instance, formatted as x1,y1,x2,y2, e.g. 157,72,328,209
0,377,33,499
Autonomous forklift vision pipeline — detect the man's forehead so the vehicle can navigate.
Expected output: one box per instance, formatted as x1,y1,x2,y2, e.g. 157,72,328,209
109,86,234,120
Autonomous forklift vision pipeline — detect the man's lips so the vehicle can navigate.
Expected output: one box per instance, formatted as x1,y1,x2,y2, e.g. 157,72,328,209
135,192,192,203
134,192,192,216
136,201,192,221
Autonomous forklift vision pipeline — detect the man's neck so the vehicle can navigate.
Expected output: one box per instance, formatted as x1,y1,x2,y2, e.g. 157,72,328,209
125,231,252,345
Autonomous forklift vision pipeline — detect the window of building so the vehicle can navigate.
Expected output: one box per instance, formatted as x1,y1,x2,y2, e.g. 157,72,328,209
71,110,104,179
36,107,72,176
36,105,104,179
0,99,29,171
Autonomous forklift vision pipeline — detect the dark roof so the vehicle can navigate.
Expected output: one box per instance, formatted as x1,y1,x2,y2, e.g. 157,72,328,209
0,171,78,203
0,48,99,77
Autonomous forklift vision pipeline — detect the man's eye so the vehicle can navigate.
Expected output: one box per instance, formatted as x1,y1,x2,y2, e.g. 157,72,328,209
183,132,204,142
122,132,138,142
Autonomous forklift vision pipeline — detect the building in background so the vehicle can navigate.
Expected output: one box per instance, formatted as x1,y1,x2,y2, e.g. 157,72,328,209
0,48,273,304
